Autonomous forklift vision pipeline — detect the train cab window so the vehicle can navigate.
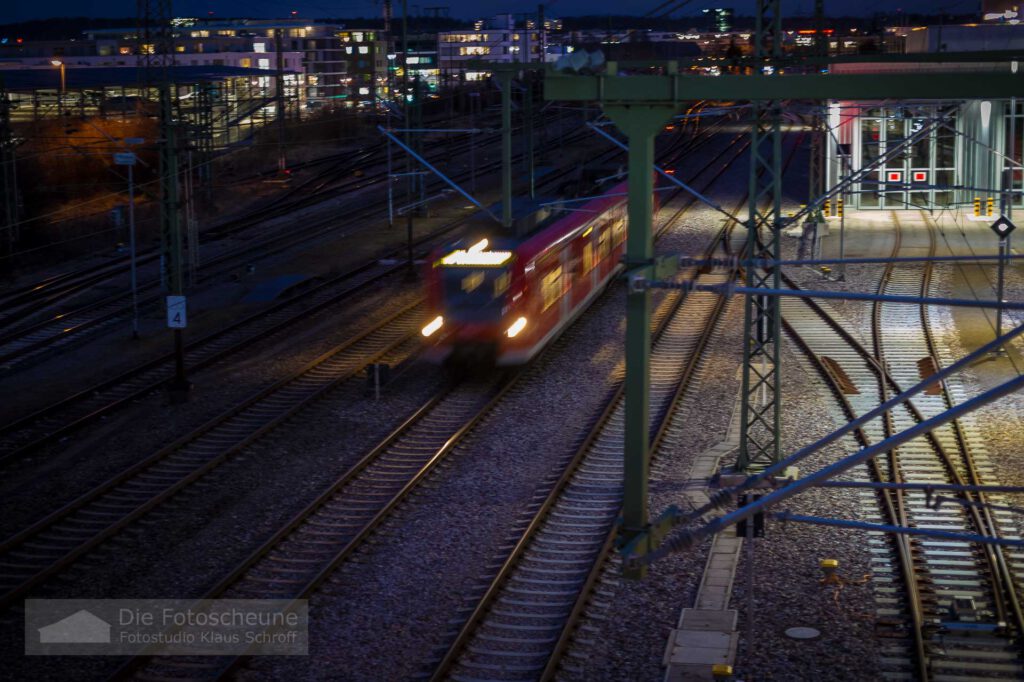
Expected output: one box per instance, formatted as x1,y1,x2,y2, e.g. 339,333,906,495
443,266,510,322
494,272,510,297
541,266,563,311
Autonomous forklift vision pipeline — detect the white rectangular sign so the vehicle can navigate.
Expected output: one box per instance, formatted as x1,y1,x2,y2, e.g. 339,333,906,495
166,295,187,328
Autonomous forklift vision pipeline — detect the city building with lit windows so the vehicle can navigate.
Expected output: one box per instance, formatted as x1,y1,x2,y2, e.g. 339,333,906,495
76,19,387,107
437,14,559,84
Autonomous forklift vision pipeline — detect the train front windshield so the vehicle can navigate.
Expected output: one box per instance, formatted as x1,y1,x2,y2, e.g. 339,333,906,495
441,266,510,323
437,241,513,324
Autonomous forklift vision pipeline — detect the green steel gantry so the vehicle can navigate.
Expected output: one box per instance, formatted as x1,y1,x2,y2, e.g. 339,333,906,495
543,52,1023,572
738,0,784,472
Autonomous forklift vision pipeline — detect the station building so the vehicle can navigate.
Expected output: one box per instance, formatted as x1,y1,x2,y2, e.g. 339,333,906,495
824,22,1024,212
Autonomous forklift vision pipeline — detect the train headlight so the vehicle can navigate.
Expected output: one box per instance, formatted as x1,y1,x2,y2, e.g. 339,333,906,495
421,315,444,337
506,316,527,338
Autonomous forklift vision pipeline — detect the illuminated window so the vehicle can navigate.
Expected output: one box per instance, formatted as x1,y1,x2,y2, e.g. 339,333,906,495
345,46,353,54
581,242,594,274
353,32,364,42
258,58,270,70
359,86,369,95
407,56,420,64
239,57,251,67
542,266,563,311
254,42,266,53
118,46,131,55
459,46,490,56
597,229,609,261
494,272,510,296
358,45,368,54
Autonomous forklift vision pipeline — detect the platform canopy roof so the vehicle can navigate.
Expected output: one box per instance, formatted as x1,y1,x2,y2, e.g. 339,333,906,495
0,65,282,92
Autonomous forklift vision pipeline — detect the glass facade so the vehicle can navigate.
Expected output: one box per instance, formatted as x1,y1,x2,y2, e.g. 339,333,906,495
1005,101,1023,208
854,106,955,209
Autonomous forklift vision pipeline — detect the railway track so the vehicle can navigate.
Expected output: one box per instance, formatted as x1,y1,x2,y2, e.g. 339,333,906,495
428,267,731,680
780,211,1024,681
112,374,518,681
0,113,742,464
0,226,478,463
97,111,747,681
0,113,740,614
424,120,777,677
0,111,577,371
0,107,501,322
0,301,424,612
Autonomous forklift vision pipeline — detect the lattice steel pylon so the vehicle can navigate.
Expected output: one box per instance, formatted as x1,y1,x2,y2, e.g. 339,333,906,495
139,0,189,397
807,0,826,215
193,82,214,200
0,78,18,264
737,0,784,471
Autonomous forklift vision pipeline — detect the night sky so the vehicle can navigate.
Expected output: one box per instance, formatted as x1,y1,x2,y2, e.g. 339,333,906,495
0,0,984,24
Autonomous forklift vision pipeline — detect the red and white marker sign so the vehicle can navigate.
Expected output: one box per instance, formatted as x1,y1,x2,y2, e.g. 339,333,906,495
912,171,927,183
887,171,902,183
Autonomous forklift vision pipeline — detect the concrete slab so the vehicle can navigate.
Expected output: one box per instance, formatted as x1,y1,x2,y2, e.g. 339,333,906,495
668,639,736,665
665,664,718,682
664,393,744,682
677,609,737,631
673,629,733,649
695,591,728,611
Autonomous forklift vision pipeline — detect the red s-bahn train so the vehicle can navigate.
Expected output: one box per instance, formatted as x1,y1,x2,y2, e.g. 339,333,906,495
422,180,639,365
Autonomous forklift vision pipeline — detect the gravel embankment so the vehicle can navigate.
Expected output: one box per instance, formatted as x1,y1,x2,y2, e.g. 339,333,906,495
0,328,445,681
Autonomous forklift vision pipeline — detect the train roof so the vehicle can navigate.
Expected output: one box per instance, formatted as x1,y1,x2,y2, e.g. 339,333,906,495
438,181,629,267
516,180,629,264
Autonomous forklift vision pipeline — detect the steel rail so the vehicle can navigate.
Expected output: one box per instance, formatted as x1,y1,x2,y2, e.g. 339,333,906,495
0,300,423,612
107,110,736,682
0,108,577,368
433,117,785,681
110,372,521,681
0,106,733,461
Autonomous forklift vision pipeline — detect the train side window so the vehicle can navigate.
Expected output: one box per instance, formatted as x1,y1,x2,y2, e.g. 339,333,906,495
581,242,593,274
597,229,610,261
541,266,562,311
612,219,625,244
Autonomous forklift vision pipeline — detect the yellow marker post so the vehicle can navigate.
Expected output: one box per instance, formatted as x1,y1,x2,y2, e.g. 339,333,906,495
712,663,734,679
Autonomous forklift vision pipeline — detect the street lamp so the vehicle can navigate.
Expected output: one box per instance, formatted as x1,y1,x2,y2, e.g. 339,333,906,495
50,59,65,117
